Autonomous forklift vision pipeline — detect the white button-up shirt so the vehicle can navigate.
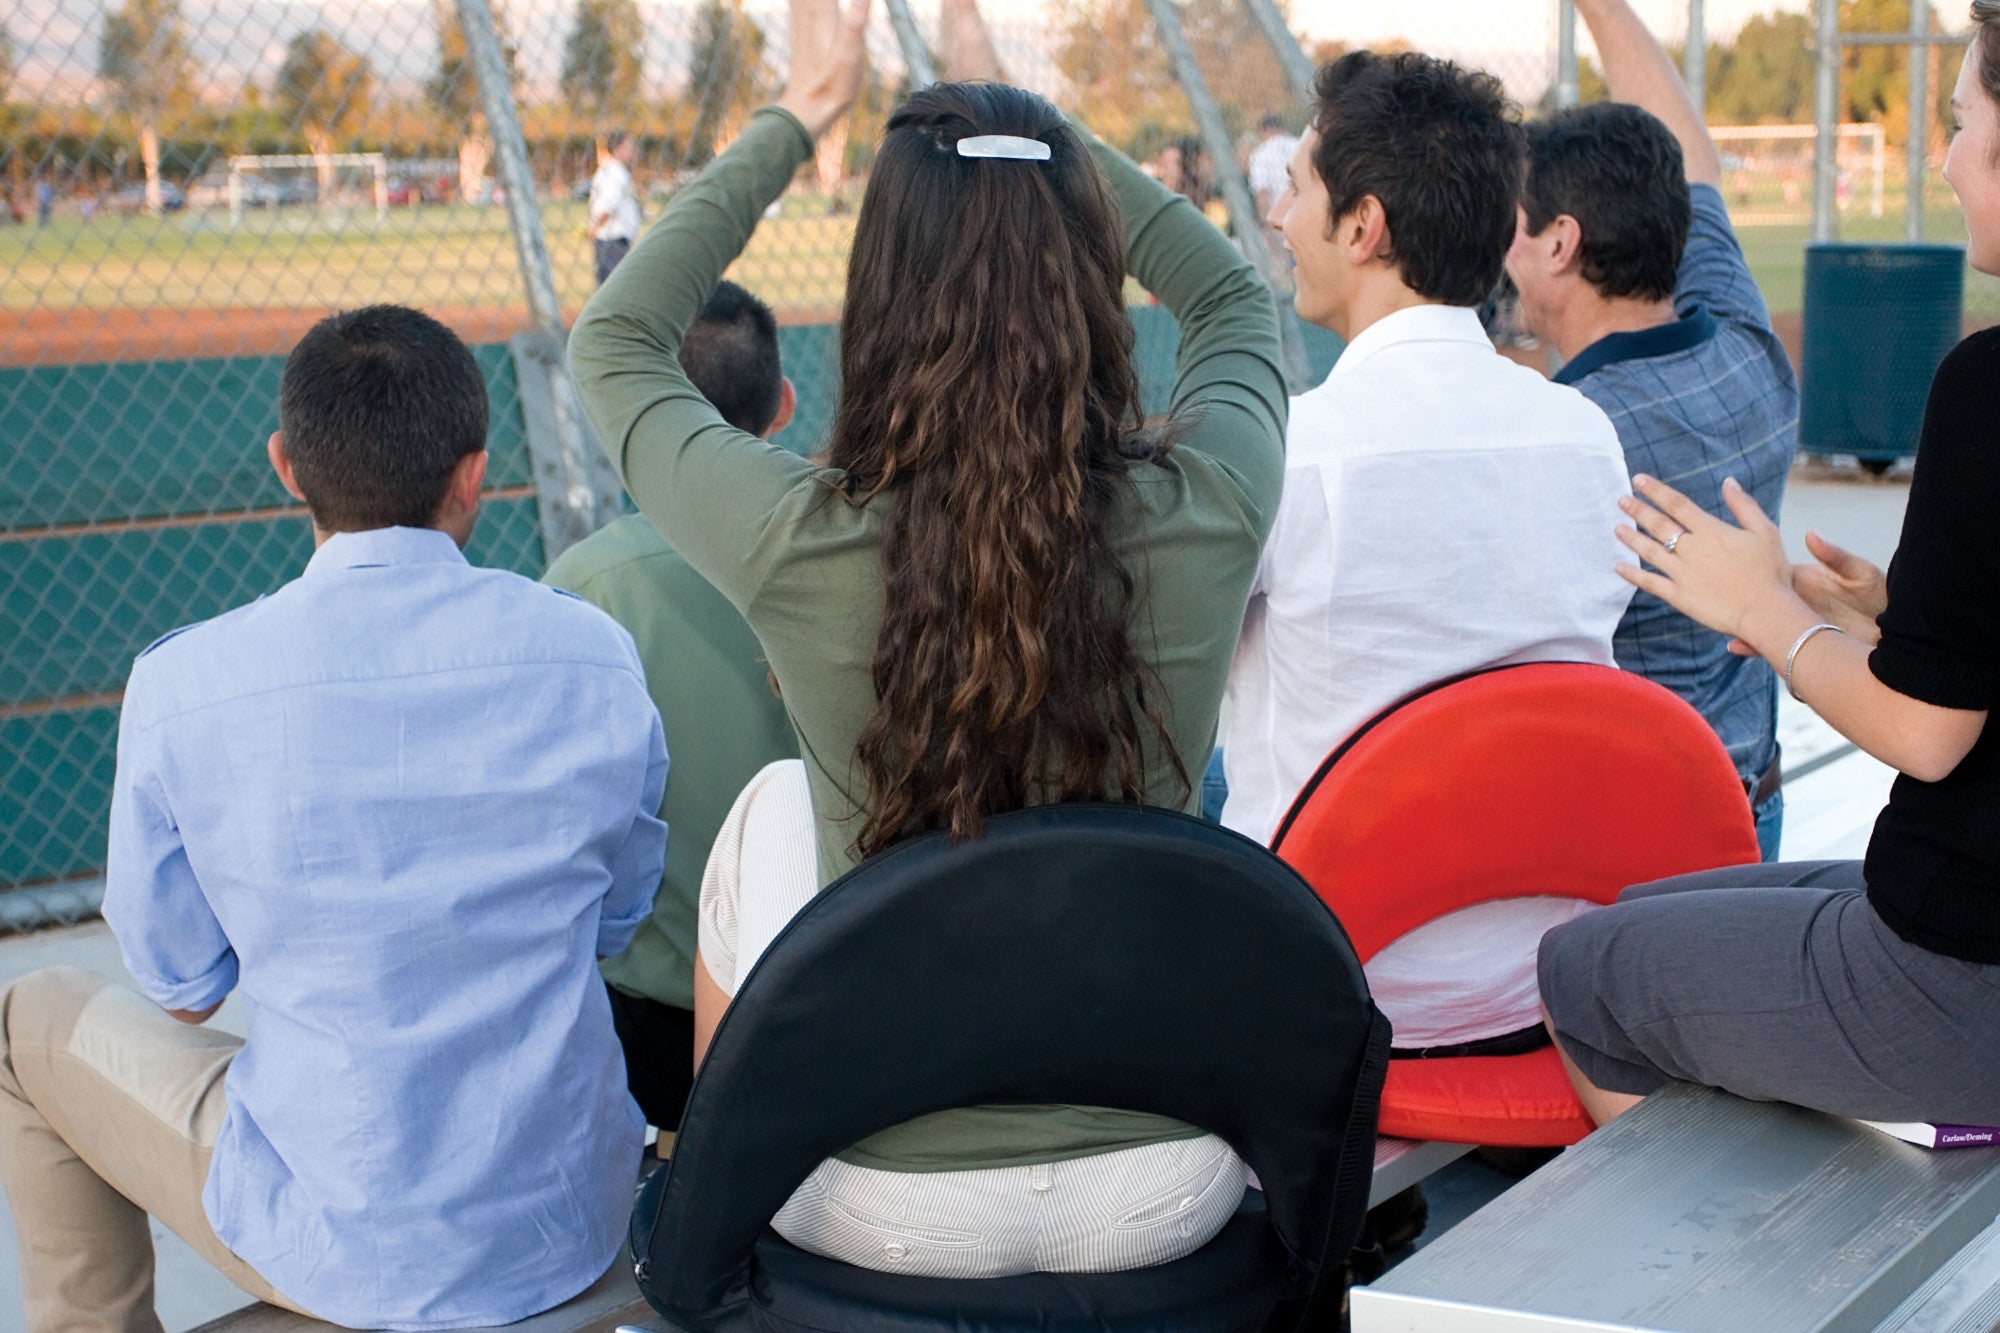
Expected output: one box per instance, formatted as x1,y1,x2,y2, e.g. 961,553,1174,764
1222,304,1635,1047
589,156,640,242
104,527,667,1328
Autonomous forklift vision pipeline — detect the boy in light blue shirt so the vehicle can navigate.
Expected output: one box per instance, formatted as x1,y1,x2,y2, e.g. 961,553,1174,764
0,305,666,1331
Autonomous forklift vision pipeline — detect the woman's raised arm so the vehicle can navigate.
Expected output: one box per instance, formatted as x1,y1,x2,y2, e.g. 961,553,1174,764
1079,130,1289,531
567,0,869,606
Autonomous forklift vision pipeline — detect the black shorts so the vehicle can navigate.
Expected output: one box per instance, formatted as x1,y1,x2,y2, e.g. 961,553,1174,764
605,983,695,1132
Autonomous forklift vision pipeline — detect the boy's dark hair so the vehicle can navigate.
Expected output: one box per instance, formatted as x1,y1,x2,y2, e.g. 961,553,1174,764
680,280,784,436
1309,50,1523,307
278,305,487,532
605,128,631,153
1523,103,1691,303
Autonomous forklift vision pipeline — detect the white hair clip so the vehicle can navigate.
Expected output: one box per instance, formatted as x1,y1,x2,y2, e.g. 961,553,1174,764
955,134,1052,161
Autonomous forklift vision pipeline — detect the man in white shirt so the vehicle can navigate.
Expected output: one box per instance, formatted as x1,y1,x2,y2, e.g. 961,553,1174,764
1224,51,1635,1054
589,129,641,284
1246,113,1298,218
1246,114,1299,268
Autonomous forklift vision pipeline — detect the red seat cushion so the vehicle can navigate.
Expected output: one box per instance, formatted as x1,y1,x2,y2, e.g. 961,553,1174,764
1272,664,1761,1145
1380,1049,1596,1146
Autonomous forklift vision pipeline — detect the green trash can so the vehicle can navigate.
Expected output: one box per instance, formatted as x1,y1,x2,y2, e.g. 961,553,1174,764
1800,243,1964,473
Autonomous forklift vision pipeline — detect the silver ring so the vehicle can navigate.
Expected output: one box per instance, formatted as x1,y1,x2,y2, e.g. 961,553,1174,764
1664,531,1684,555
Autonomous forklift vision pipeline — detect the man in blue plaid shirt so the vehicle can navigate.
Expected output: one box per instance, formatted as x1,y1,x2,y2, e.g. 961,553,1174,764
1507,0,1798,859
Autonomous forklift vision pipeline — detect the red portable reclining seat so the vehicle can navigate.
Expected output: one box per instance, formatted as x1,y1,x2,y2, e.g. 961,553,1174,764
1270,662,1760,1146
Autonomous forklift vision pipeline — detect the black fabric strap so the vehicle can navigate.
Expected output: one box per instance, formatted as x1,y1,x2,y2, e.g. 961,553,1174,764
1390,1022,1551,1061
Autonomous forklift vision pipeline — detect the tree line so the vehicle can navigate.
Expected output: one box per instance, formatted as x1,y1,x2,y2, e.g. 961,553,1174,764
0,0,1973,215
0,0,775,213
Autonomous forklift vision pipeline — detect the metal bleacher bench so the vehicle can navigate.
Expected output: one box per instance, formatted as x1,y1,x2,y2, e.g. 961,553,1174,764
189,1092,2000,1333
185,1137,1455,1333
1354,1083,2000,1333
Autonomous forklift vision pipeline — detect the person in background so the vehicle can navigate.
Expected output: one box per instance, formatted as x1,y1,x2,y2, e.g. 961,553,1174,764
544,279,801,1140
570,0,1287,1278
1538,0,2000,1131
0,306,665,1331
34,179,52,227
1247,112,1301,271
1224,50,1633,1058
1506,0,1799,860
1247,113,1299,220
590,129,642,284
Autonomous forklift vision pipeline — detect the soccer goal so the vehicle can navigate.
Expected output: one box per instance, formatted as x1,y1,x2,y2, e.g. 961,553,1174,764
1709,125,1885,226
226,153,389,227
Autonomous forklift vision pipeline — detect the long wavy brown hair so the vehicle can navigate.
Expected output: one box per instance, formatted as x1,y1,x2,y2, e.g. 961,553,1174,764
829,81,1185,859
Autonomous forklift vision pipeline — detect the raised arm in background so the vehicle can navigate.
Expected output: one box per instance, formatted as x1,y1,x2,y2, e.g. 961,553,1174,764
941,0,1007,83
1573,0,1723,188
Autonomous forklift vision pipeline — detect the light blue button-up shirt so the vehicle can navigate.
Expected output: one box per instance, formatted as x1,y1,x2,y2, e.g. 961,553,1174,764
103,526,667,1330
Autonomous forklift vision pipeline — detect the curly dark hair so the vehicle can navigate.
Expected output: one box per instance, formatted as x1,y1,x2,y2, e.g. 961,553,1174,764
828,81,1186,860
1523,103,1692,303
1309,50,1524,307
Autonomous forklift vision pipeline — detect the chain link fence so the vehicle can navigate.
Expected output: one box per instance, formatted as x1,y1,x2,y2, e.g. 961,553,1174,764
2,0,1995,923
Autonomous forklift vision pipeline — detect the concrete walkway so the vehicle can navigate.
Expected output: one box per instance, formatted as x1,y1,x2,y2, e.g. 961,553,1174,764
0,466,1914,1332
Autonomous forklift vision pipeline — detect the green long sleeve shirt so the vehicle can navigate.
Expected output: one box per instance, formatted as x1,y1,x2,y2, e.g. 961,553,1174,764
570,104,1287,1173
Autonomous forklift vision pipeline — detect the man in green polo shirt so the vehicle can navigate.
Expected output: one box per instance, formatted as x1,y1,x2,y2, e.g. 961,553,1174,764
544,280,800,1136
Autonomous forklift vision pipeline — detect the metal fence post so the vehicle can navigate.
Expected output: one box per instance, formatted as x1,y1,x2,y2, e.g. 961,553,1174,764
1557,0,1580,109
884,0,939,88
1813,0,1841,243
1141,0,1313,392
1239,0,1318,107
1907,0,1929,242
1684,0,1706,114
456,0,624,560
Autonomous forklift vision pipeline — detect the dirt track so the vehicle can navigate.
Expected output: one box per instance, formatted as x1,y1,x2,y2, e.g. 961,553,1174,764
0,305,554,367
4,303,1985,373
0,302,846,367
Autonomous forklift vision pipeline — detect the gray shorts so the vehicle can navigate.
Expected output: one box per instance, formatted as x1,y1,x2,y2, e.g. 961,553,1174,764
1538,861,2000,1124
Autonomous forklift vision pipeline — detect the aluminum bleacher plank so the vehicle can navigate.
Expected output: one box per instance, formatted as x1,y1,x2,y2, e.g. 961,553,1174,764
1353,1084,2000,1333
1873,1213,2000,1332
1372,1136,1476,1207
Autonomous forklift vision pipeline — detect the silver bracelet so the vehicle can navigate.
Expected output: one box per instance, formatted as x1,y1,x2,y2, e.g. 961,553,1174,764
1784,623,1845,701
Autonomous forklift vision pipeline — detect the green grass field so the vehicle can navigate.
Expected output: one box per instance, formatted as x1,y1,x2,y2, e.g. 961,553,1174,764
3,191,1995,329
0,199,857,318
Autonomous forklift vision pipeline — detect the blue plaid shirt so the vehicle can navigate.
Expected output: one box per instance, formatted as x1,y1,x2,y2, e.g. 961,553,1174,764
1556,184,1799,785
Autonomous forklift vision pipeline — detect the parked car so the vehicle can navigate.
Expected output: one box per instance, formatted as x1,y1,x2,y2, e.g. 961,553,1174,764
107,182,188,213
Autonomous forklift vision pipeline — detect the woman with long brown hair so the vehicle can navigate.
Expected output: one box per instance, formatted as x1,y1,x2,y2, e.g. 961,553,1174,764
569,0,1286,1281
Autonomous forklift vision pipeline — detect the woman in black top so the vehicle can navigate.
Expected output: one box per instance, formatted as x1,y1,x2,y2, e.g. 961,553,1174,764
1538,2,2000,1127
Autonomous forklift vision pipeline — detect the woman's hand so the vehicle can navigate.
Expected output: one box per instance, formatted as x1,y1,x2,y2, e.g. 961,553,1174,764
1615,474,1806,650
1726,529,1889,657
1792,530,1889,647
778,0,873,140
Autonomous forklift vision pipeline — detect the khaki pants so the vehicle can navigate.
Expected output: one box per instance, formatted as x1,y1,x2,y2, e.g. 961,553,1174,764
0,967,313,1333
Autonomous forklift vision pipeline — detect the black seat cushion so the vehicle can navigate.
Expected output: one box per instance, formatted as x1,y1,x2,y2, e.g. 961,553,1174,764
633,805,1388,1333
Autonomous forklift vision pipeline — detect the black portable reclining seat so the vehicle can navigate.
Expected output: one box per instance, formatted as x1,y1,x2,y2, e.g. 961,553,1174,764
629,803,1390,1333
